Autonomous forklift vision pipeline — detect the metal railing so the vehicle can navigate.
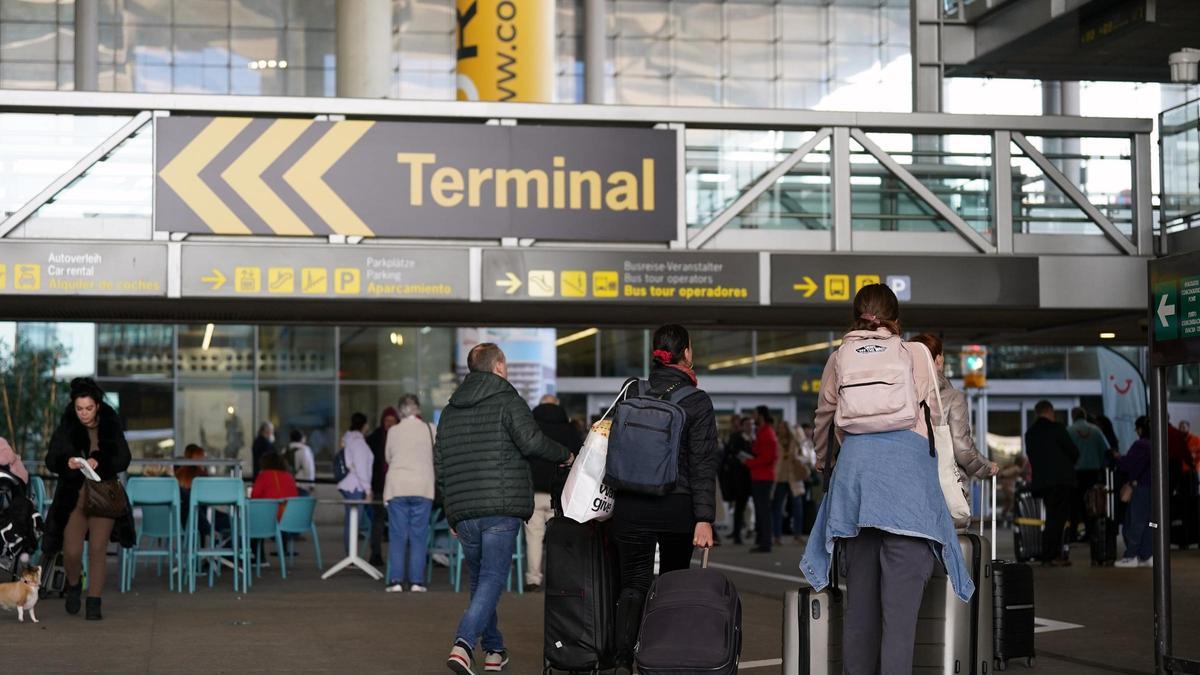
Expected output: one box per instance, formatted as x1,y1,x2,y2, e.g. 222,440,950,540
0,89,1154,257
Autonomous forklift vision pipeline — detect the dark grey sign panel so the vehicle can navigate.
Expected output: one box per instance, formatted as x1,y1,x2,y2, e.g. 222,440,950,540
0,242,166,296
181,245,470,301
483,250,759,304
770,254,1040,307
1151,252,1200,367
156,117,677,242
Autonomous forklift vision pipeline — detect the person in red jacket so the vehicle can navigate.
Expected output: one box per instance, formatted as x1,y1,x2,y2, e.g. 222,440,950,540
743,406,779,553
251,451,299,520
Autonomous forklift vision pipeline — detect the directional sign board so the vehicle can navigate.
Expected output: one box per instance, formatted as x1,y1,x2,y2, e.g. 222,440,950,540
482,250,759,304
0,242,166,296
770,254,1040,307
155,117,677,242
1150,252,1200,366
181,245,470,301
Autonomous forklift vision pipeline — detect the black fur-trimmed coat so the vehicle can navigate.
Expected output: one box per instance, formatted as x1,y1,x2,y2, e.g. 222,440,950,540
42,402,135,555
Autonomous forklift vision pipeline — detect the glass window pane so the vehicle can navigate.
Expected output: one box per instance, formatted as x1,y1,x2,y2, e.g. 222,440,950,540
178,382,254,464
397,31,454,72
727,41,774,79
615,75,670,105
258,326,335,380
174,0,230,26
339,383,409,444
259,383,334,465
123,0,172,25
781,5,827,42
614,37,671,78
833,6,878,44
673,1,721,40
232,0,285,28
128,26,173,64
98,324,173,378
674,40,721,79
339,326,419,382
175,28,231,66
178,324,254,380
418,327,456,415
614,0,671,38
99,380,173,459
599,329,645,378
753,330,835,377
723,78,773,107
726,2,774,41
231,27,285,61
0,62,56,90
692,330,753,376
556,328,597,377
1,22,57,62
288,0,334,27
398,0,455,33
285,28,333,69
2,0,57,21
673,77,721,106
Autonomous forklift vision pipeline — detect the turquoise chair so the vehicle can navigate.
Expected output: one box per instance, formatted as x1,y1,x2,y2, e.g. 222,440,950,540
185,477,249,593
246,499,287,580
277,496,322,571
424,507,458,587
28,476,47,516
121,476,183,593
453,529,524,595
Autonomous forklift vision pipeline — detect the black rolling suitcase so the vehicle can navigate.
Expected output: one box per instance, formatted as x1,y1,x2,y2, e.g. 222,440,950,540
635,549,741,675
542,517,618,675
1012,487,1044,563
1090,469,1118,566
992,560,1035,670
38,550,67,598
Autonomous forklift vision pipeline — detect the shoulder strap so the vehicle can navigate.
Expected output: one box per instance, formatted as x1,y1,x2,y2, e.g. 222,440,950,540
598,379,639,423
915,343,941,458
664,384,699,404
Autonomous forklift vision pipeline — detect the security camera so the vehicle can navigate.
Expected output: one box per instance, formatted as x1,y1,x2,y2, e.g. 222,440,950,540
1169,48,1200,83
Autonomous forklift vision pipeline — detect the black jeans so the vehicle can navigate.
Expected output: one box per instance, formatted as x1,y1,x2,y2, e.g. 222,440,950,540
730,496,749,543
1037,485,1073,562
612,525,694,668
369,503,387,561
751,480,774,550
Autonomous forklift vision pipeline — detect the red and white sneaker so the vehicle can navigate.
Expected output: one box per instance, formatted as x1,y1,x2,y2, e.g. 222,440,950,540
484,650,509,672
446,644,475,675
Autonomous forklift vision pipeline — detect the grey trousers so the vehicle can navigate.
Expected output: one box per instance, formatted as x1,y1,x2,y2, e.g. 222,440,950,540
842,528,936,675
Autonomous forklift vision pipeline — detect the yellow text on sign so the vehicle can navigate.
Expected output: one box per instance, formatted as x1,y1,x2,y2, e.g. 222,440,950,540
302,268,328,294
268,268,295,294
824,274,850,301
561,270,587,298
334,268,361,295
235,267,261,293
593,271,619,298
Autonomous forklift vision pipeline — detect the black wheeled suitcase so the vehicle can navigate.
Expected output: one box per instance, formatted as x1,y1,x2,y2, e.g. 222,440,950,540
992,560,1035,670
1090,469,1118,566
782,584,843,675
543,517,618,675
1012,488,1044,563
914,533,993,675
635,549,741,675
38,550,67,598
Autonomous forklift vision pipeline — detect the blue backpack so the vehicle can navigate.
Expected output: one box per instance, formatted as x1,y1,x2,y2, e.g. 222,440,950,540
332,449,349,483
605,380,697,496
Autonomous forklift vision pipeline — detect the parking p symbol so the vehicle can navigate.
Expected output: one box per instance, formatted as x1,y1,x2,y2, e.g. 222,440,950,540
886,275,911,302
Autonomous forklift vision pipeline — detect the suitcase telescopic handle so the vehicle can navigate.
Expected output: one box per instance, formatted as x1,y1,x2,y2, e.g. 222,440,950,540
701,547,710,569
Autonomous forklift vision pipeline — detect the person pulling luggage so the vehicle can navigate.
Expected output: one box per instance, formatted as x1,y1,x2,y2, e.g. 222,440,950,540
800,284,975,675
605,324,720,675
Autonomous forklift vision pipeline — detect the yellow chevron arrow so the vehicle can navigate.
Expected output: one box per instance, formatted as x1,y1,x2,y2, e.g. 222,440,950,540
159,117,253,235
221,119,314,236
283,121,375,237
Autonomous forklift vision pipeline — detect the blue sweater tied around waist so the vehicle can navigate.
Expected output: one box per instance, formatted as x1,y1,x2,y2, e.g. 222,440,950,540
800,429,975,603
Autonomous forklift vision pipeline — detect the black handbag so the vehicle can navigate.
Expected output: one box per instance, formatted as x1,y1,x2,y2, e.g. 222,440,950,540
83,478,129,520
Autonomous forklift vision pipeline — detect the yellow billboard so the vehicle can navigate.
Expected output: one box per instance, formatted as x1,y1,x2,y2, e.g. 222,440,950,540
456,0,555,102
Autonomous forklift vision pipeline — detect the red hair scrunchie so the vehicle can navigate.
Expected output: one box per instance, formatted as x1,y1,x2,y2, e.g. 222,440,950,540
652,349,675,364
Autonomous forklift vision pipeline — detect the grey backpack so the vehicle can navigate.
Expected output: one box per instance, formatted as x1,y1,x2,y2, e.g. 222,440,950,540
605,380,697,496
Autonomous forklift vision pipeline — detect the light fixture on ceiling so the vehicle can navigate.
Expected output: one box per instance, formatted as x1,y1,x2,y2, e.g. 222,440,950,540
556,327,598,347
157,438,175,449
708,338,843,371
226,405,236,415
201,323,215,351
1099,332,1117,340
389,332,405,347
248,59,288,70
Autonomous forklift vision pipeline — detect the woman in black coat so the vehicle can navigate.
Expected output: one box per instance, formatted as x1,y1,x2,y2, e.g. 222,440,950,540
44,378,134,620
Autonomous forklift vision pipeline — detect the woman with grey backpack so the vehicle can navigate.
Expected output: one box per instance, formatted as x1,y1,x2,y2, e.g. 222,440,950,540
799,284,974,675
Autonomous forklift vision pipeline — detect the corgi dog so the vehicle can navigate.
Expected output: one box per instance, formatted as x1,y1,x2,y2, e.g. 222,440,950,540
0,566,41,623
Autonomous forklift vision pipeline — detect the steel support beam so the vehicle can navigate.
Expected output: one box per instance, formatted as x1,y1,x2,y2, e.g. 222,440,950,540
1133,132,1154,256
1151,362,1170,674
0,110,153,238
831,127,852,252
992,131,1014,254
74,0,99,91
851,128,995,253
584,0,606,104
1012,131,1137,255
689,129,832,249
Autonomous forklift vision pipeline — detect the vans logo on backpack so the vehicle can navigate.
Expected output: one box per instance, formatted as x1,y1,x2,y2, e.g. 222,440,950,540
855,345,887,354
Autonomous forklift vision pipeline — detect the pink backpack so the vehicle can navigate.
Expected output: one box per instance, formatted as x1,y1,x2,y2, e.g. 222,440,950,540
833,331,920,435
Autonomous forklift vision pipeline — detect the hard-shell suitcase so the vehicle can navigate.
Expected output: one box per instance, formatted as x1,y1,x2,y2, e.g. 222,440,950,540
1012,488,1044,563
992,560,1035,671
1090,469,1118,566
914,533,994,675
543,517,618,674
782,584,843,675
38,550,67,598
635,549,741,675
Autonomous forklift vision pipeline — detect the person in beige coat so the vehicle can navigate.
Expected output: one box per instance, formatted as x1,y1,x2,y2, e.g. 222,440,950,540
911,334,1000,529
383,394,437,593
770,421,811,545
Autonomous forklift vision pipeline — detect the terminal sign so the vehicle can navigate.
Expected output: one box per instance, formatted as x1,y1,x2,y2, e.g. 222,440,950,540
0,242,166,297
482,250,759,304
181,245,470,301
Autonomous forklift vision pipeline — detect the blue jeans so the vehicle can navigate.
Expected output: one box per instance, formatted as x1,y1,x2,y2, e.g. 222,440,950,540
339,489,370,553
454,516,520,654
387,496,432,585
1123,484,1152,560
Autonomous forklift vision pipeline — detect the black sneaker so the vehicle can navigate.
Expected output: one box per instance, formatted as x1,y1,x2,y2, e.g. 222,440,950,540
64,582,82,615
85,597,102,621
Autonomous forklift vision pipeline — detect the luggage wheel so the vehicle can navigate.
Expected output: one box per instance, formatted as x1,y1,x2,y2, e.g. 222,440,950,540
1026,657,1035,668
996,659,1007,671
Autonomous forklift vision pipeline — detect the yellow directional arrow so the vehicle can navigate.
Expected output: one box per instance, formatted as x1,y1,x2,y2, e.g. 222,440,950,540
283,121,375,237
221,119,314,236
159,117,253,235
495,272,523,295
793,276,818,298
201,269,227,290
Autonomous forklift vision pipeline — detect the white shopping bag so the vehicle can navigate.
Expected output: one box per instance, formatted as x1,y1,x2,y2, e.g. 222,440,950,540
560,381,634,524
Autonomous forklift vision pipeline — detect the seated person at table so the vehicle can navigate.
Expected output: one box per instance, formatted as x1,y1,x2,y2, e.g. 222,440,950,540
252,452,299,520
176,444,211,536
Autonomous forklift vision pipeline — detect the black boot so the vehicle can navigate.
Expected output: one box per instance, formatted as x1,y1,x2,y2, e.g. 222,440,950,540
85,597,102,621
64,582,82,615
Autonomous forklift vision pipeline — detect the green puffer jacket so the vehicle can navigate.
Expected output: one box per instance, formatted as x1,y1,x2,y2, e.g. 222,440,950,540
435,372,570,527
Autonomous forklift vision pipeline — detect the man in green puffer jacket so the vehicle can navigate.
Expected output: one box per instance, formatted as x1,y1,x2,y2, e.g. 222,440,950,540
438,342,569,675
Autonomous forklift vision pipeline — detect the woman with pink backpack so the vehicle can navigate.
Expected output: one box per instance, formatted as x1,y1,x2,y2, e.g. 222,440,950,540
799,284,975,674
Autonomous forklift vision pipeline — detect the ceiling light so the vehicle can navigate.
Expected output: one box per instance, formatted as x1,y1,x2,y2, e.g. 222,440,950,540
389,332,405,347
698,173,730,183
278,60,288,68
267,59,277,68
157,438,175,449
201,323,215,351
248,61,259,70
556,327,598,347
227,406,235,415
708,339,843,371
1099,332,1116,339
